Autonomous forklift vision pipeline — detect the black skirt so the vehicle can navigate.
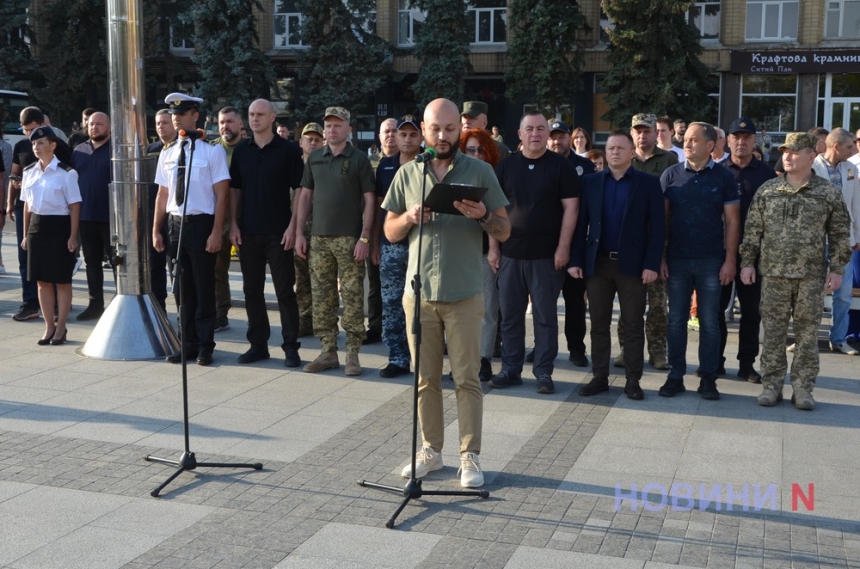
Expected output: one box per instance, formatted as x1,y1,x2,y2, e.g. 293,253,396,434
27,214,75,284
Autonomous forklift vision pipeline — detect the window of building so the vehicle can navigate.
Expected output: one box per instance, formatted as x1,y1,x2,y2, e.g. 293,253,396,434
598,7,614,44
398,0,426,46
740,74,797,133
169,21,195,53
468,0,507,44
688,1,721,42
746,1,798,40
274,0,303,48
825,1,860,38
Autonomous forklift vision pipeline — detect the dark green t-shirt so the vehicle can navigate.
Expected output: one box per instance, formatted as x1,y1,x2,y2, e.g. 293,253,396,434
301,143,375,237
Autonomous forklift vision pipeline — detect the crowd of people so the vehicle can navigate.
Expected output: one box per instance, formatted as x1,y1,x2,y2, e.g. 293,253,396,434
3,94,860,489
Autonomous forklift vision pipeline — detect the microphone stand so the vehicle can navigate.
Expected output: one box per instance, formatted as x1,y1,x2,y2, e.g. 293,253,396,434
358,154,489,528
145,134,262,497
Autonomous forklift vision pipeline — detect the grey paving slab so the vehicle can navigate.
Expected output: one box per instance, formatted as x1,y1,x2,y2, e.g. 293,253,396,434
504,546,646,568
277,522,441,568
9,526,167,569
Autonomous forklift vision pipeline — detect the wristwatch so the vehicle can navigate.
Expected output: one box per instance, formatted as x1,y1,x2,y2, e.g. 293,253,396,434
359,237,370,244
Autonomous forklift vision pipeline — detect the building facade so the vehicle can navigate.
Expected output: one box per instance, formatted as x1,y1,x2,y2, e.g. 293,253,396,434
22,1,860,148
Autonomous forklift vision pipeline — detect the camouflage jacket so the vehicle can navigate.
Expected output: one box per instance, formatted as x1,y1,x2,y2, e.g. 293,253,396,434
739,173,852,278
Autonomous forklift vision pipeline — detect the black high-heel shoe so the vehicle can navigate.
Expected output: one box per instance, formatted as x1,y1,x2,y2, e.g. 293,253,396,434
50,330,68,346
37,331,56,346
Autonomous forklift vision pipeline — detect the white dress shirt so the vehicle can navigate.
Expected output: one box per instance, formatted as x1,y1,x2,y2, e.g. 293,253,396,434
154,137,230,215
21,156,82,215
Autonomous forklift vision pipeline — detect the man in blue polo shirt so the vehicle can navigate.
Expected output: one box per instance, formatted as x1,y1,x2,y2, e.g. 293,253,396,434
72,111,114,321
659,122,741,400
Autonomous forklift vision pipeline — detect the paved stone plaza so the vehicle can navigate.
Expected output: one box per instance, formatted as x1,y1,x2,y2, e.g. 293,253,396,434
0,232,859,568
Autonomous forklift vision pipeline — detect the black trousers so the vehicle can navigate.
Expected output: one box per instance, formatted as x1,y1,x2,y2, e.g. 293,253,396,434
499,257,565,377
586,256,647,381
562,272,587,354
169,214,217,352
80,220,114,305
719,275,762,368
239,233,300,352
366,258,382,333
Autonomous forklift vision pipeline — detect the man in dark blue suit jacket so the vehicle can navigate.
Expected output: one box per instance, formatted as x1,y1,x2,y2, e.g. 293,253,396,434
568,131,665,400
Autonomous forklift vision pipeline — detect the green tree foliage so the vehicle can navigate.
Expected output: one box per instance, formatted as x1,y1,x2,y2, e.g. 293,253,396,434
296,0,391,120
37,0,107,120
505,0,590,114
600,0,712,127
189,0,275,114
0,0,35,91
412,0,471,106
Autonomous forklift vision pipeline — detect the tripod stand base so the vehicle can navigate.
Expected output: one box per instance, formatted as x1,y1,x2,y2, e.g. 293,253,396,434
358,478,489,529
145,451,263,497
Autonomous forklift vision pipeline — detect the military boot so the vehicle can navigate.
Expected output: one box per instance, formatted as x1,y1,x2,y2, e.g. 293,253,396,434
304,351,339,373
791,389,815,410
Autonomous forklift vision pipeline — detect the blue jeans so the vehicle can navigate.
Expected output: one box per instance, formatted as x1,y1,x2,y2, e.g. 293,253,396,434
829,260,854,345
667,256,724,381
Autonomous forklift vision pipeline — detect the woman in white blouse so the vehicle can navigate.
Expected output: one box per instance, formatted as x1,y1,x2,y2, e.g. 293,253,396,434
20,126,82,345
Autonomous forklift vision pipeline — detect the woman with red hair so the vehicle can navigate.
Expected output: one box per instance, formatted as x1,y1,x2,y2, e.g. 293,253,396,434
460,127,501,168
459,127,503,382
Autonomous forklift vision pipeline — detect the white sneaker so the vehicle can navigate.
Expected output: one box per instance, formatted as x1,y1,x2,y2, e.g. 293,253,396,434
401,446,443,479
458,452,484,488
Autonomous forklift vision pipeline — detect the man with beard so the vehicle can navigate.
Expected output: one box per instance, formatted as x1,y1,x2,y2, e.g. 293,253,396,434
383,98,511,488
73,112,114,321
210,106,245,332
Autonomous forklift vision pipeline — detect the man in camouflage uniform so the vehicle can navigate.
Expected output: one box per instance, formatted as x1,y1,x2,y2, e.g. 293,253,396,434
615,113,680,371
740,133,852,410
211,106,246,332
295,107,376,376
295,122,324,336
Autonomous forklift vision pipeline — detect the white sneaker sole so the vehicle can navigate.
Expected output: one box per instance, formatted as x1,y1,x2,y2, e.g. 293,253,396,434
401,461,443,479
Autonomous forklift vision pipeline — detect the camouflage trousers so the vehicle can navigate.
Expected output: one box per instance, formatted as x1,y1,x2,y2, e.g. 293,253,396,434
295,227,312,331
214,227,232,320
760,276,823,393
310,235,366,354
618,277,667,358
380,242,410,368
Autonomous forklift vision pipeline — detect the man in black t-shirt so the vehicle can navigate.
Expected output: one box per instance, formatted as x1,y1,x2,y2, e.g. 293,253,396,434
488,112,581,395
7,108,73,321
229,99,304,368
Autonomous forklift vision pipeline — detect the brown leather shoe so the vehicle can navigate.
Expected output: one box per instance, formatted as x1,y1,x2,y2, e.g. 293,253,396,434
579,377,609,396
623,378,644,400
345,353,362,376
304,351,339,373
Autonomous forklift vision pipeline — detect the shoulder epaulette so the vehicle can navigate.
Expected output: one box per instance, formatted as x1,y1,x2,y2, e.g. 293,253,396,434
23,162,38,171
57,162,74,172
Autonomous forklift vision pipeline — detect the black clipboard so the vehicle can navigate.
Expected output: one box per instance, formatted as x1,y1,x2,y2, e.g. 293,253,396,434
424,183,488,216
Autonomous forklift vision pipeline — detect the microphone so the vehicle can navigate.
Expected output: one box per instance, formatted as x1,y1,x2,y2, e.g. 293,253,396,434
179,128,207,140
414,147,437,163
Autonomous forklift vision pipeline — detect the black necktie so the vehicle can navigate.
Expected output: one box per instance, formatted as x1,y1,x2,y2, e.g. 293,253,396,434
176,141,188,206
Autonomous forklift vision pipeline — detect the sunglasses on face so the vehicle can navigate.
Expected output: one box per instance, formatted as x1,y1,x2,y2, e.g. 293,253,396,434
465,146,485,155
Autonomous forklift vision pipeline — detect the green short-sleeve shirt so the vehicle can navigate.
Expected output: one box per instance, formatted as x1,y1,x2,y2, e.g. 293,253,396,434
382,152,509,302
301,143,375,237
